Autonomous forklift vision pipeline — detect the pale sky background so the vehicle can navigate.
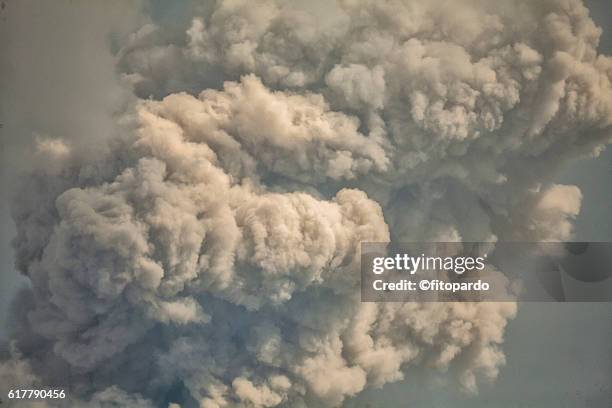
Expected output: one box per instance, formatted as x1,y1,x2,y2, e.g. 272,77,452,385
0,1,611,407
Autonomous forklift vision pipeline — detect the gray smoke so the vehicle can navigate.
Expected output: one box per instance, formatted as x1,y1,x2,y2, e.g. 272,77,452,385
2,0,612,407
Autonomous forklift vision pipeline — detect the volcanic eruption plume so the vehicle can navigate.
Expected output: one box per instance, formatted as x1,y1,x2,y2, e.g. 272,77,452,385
2,0,612,406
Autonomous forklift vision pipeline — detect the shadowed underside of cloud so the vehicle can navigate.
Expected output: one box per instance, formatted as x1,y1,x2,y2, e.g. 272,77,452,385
2,0,612,407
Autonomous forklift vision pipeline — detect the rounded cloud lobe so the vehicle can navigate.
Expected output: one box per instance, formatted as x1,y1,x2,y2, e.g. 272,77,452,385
3,0,612,407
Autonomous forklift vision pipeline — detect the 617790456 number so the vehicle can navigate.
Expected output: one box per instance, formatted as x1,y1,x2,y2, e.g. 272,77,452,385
7,389,66,399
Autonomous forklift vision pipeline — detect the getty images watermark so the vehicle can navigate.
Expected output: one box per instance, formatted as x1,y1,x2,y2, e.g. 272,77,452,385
361,242,612,302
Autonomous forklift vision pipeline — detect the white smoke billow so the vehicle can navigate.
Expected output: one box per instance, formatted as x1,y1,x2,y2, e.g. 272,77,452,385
2,0,612,406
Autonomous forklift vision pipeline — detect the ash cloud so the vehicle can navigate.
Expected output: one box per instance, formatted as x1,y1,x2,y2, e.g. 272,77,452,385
2,0,612,407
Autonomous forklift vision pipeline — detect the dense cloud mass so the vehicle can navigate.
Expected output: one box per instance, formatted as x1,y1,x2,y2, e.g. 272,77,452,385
2,0,612,407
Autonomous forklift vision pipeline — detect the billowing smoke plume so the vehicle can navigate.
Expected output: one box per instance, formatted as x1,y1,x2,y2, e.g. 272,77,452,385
2,0,612,407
